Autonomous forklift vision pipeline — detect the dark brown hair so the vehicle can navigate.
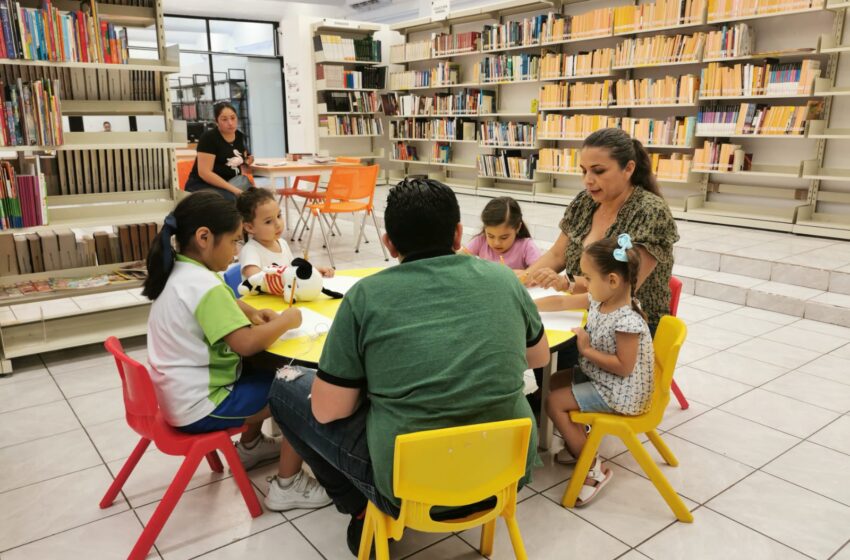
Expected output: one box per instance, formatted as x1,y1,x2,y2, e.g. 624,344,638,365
583,236,647,323
213,101,237,121
583,128,661,197
480,196,530,238
236,187,277,242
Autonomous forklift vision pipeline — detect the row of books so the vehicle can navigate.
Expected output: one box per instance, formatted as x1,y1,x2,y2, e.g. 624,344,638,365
479,121,536,146
313,34,382,63
544,9,613,41
4,65,162,102
391,142,418,161
389,40,430,64
316,65,386,90
433,31,479,56
388,63,460,90
706,0,823,21
320,90,380,113
615,75,700,106
538,148,581,173
538,114,696,146
478,151,538,179
540,49,613,79
431,142,451,164
390,118,476,141
2,0,129,64
704,24,754,60
380,90,495,116
481,16,549,50
318,115,383,137
695,100,823,135
55,148,172,195
0,222,157,276
0,162,45,230
613,0,707,33
693,140,750,171
0,77,63,147
699,60,820,97
614,32,706,68
474,54,540,83
651,153,693,180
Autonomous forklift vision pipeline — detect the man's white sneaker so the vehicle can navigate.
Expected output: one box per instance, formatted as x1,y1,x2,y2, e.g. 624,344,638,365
264,471,333,512
235,434,281,470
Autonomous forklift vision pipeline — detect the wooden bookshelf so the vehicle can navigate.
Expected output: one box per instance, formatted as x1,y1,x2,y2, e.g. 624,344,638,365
0,0,182,374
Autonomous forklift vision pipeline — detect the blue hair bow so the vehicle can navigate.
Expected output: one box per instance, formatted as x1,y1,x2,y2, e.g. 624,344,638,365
613,233,632,262
161,213,178,270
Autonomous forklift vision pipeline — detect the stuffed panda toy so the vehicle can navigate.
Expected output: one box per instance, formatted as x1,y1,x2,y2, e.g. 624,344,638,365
237,257,343,302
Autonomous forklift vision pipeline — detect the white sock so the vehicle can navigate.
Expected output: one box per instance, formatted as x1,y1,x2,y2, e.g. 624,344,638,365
276,472,299,488
242,434,262,449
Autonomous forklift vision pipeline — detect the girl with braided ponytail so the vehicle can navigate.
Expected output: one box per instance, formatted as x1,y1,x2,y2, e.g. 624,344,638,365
533,234,655,506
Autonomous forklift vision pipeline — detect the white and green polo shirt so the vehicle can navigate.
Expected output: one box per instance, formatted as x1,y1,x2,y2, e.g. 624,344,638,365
147,254,251,427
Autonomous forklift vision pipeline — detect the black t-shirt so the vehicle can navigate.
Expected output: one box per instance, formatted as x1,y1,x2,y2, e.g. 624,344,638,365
189,129,249,183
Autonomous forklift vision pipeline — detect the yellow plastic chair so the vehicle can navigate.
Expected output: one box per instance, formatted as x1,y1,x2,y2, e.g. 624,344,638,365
358,419,532,560
561,315,693,523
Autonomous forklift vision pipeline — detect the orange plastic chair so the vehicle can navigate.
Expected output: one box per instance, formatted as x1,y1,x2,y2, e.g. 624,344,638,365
289,157,362,240
303,164,388,268
668,276,689,410
358,419,532,560
562,316,693,523
277,175,321,237
99,337,262,560
177,159,194,191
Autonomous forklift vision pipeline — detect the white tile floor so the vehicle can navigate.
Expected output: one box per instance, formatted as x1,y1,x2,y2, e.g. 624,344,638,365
1,190,850,559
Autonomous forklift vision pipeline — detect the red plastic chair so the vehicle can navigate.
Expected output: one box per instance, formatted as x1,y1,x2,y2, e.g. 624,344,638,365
668,276,689,410
99,337,262,560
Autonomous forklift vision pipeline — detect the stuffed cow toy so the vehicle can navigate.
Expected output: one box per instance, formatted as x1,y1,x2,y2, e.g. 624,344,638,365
237,257,343,301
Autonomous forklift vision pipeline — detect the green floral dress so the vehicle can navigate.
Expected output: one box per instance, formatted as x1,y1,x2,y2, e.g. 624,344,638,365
559,187,680,329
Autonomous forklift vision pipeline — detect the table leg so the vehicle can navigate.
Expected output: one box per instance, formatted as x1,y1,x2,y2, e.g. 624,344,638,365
538,350,557,451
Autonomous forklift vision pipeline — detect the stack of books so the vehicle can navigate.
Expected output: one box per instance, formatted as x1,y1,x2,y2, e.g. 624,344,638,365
652,153,693,180
391,142,418,161
613,74,699,106
319,115,383,136
390,118,467,140
353,36,381,62
700,60,821,97
542,8,613,42
614,32,706,67
693,140,747,171
322,90,381,113
540,48,613,79
568,79,615,108
0,162,46,230
538,114,696,146
432,142,451,163
390,40,431,63
477,151,538,179
0,78,63,147
388,62,459,89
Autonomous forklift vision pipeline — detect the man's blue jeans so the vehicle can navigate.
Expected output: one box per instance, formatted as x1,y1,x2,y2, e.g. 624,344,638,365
268,368,400,518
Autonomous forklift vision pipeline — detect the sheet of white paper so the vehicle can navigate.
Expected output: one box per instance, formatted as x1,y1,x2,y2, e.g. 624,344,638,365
322,275,361,296
279,308,333,341
525,286,562,300
539,310,585,332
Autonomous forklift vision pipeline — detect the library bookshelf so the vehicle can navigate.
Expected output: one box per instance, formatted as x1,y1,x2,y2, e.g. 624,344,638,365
311,20,387,160
0,0,183,374
382,0,850,237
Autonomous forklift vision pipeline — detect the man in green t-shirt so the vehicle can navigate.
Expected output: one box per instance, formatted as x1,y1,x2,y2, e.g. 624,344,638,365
269,178,550,556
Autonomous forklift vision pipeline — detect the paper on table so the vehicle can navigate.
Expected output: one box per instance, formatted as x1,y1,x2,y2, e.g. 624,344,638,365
539,310,585,332
322,275,361,296
253,161,288,167
279,308,333,341
525,286,562,300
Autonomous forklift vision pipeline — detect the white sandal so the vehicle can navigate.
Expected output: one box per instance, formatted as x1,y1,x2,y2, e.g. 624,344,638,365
575,456,613,506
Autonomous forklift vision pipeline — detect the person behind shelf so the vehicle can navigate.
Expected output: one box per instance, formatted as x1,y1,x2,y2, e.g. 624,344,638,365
236,187,334,280
102,121,112,132
266,177,550,556
525,128,679,336
535,234,655,506
461,196,542,275
142,191,332,512
185,101,254,202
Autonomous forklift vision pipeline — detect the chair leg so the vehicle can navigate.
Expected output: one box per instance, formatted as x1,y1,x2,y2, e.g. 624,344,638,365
370,211,390,261
218,440,263,517
291,200,309,241
504,513,529,560
562,425,604,508
646,429,679,467
358,504,378,560
329,214,342,237
372,507,391,560
354,212,368,253
671,380,689,410
479,518,496,557
622,433,693,523
205,451,224,473
128,450,205,560
296,204,314,242
100,438,151,509
322,214,337,242
303,214,317,259
316,212,336,269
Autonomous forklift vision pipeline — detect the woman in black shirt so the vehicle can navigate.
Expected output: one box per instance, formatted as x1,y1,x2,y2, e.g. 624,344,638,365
185,102,254,201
